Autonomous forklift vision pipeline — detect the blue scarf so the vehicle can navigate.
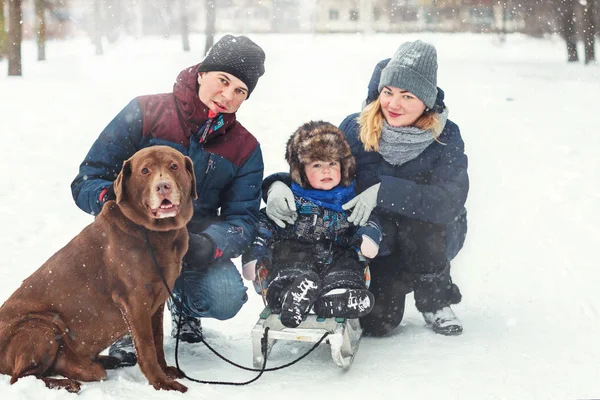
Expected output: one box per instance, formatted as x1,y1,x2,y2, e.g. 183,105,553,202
291,182,355,212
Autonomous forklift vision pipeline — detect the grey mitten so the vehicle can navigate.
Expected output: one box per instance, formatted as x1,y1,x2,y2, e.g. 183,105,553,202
265,181,297,228
342,183,381,226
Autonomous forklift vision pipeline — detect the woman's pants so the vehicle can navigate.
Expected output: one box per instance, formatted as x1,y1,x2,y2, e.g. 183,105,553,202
360,215,462,336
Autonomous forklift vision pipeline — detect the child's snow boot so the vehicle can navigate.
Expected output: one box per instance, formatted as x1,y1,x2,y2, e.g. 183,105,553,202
280,271,321,328
313,288,374,319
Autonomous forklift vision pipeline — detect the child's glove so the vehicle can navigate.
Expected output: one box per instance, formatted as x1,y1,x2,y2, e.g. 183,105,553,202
266,181,297,228
342,183,381,226
242,258,270,283
242,260,258,280
242,259,270,296
360,235,379,259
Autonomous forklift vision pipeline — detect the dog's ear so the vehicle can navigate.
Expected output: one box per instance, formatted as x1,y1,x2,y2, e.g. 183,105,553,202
184,156,198,199
114,159,132,204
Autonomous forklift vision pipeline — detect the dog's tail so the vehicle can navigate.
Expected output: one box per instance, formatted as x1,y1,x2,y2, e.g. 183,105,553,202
0,310,76,384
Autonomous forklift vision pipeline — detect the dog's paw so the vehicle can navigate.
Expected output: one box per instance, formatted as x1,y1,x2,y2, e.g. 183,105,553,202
42,377,82,393
163,366,185,380
152,378,188,393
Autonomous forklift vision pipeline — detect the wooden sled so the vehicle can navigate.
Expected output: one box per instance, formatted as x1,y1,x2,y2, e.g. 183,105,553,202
250,307,363,369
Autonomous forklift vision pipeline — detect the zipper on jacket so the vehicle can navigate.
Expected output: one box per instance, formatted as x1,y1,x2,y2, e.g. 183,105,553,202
198,118,214,144
195,153,213,201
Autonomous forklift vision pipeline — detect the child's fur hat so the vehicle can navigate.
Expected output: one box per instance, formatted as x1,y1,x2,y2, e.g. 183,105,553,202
285,121,356,188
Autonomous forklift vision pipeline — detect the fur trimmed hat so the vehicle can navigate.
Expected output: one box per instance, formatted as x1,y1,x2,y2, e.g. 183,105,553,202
285,121,356,188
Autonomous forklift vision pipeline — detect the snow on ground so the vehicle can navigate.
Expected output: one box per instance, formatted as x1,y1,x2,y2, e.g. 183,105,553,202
0,33,599,400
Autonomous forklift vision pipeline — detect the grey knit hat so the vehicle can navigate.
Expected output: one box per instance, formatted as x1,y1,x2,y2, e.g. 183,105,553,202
378,40,438,109
198,34,265,98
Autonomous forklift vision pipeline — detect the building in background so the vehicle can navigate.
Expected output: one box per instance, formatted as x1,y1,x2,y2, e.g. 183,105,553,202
312,0,505,33
4,0,596,39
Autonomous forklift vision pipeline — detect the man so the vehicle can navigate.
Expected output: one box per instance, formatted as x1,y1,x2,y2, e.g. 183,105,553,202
71,35,266,366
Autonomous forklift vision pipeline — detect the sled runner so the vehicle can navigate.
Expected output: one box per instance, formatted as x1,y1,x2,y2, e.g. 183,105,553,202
251,306,363,369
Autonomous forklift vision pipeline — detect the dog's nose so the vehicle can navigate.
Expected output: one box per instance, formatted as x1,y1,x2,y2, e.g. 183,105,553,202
156,181,172,195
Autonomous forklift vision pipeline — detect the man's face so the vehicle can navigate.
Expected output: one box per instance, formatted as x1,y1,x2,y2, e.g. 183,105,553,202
197,71,248,114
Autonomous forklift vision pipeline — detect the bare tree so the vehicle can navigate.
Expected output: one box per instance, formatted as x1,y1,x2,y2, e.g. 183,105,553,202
93,0,103,55
35,0,46,61
517,0,557,36
180,0,190,51
204,0,216,55
0,0,6,60
8,0,22,76
557,0,579,62
582,0,596,64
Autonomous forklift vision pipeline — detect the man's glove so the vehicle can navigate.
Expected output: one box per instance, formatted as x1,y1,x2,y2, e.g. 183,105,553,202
342,183,381,226
99,184,116,203
265,181,297,228
183,233,218,269
360,235,379,259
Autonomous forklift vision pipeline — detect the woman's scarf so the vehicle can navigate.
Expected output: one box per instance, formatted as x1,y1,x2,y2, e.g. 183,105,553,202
291,182,355,212
378,108,449,166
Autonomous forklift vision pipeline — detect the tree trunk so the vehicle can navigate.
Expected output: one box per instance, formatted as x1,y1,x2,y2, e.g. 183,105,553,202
35,0,46,61
559,0,579,62
583,0,596,64
180,0,190,52
93,0,103,55
105,0,120,44
204,0,216,56
8,0,22,76
0,0,7,60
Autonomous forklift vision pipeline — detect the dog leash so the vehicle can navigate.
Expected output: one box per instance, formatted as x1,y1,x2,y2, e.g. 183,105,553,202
142,228,329,385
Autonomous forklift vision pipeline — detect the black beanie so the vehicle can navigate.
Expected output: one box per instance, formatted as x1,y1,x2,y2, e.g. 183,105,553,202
198,35,266,98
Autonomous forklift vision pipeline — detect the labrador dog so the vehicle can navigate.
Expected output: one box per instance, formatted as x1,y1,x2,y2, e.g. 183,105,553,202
0,145,197,393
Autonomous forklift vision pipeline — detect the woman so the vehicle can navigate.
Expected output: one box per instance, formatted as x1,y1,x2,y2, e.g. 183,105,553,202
265,40,468,336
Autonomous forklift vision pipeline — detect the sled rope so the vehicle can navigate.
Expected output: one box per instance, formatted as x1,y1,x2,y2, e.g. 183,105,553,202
143,229,330,385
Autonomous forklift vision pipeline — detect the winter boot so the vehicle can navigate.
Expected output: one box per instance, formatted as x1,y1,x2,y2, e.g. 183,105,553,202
313,288,374,319
108,335,137,368
167,297,203,343
280,271,321,328
171,312,203,343
422,306,463,336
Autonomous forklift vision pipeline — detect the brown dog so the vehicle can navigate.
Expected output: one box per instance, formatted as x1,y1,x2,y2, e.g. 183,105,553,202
0,145,197,393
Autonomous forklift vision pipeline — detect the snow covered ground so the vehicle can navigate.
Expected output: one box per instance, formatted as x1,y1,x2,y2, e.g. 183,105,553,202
0,32,599,400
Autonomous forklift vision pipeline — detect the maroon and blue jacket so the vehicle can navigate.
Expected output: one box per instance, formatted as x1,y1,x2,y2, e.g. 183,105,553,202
71,64,264,259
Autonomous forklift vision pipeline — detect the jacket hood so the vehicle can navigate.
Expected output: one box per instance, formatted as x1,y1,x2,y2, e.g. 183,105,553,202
172,64,237,137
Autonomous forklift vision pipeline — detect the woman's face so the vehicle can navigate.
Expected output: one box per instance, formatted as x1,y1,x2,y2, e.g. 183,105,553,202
379,86,427,127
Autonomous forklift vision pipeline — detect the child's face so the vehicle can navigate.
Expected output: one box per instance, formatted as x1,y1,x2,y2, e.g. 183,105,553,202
304,160,341,190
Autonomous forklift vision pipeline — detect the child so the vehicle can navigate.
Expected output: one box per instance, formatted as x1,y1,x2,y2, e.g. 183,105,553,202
242,121,382,328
